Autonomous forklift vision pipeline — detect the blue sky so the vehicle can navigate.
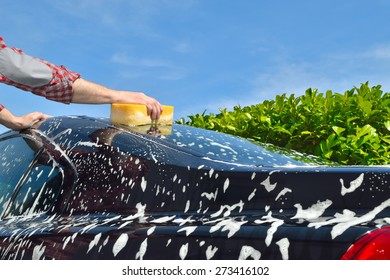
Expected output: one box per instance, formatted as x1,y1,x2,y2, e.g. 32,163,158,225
1,0,390,133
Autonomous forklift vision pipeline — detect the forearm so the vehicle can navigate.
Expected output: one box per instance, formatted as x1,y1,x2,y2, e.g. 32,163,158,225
0,108,17,129
70,78,115,103
71,78,163,119
71,78,147,103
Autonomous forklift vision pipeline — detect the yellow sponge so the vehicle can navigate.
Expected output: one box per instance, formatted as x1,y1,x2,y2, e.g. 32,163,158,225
110,104,174,126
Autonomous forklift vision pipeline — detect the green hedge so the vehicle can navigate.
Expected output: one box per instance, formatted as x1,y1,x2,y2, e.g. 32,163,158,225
179,82,390,165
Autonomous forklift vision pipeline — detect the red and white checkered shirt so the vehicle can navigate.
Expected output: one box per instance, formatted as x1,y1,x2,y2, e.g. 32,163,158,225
0,36,80,111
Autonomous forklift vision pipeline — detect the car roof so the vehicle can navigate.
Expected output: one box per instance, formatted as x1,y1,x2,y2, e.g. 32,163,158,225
3,116,329,168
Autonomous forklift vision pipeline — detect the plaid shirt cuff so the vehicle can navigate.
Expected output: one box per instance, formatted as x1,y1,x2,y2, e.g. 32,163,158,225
31,65,80,104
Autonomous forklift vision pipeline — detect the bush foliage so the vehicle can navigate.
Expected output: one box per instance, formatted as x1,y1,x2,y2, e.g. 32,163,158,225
179,83,390,165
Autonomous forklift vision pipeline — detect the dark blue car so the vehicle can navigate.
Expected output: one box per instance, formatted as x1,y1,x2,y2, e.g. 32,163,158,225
0,116,389,260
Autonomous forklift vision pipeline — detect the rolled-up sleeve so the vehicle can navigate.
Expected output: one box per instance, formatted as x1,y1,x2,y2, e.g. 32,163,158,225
0,36,80,104
30,63,80,104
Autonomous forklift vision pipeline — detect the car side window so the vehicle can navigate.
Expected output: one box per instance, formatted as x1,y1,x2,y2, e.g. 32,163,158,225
5,155,63,217
0,136,37,215
0,135,66,219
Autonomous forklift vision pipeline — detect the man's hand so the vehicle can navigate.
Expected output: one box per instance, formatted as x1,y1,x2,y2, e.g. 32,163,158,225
0,108,51,130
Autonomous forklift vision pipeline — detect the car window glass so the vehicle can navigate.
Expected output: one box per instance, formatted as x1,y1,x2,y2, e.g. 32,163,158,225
0,137,37,215
5,152,63,218
162,126,320,166
114,125,317,167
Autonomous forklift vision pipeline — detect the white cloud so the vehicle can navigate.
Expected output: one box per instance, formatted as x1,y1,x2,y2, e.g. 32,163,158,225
111,52,187,81
325,44,390,61
111,53,172,68
47,0,197,35
364,44,390,59
173,42,192,53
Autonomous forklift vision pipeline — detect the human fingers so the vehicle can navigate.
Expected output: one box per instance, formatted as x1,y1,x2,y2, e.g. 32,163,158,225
26,112,52,128
121,91,163,120
150,100,163,120
41,113,53,121
143,96,162,120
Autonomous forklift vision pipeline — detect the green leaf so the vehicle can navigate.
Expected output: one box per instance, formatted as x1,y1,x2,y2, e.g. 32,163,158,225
301,131,312,135
385,121,390,131
356,124,376,138
332,126,345,135
244,113,252,120
226,125,237,131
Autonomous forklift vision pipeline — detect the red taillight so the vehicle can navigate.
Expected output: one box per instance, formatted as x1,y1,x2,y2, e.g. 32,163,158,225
341,226,390,260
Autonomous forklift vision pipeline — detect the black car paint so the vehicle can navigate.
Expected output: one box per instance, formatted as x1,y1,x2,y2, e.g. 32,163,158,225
0,116,388,260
